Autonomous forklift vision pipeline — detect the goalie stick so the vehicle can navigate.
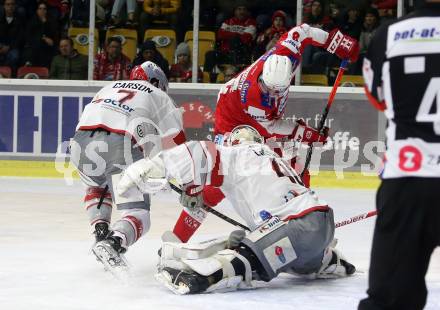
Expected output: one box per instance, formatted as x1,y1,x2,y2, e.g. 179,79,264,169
335,210,377,228
301,59,349,178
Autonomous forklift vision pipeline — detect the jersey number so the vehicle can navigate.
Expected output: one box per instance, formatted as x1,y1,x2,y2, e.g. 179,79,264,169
416,77,440,135
117,90,136,103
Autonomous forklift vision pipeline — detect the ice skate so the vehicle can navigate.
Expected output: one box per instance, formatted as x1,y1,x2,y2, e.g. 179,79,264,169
155,267,210,295
317,247,356,279
92,233,130,279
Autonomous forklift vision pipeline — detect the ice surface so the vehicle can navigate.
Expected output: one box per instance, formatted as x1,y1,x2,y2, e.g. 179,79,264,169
0,178,439,310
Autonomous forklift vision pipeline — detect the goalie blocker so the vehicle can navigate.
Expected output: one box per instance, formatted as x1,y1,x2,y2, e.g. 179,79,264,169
156,209,355,294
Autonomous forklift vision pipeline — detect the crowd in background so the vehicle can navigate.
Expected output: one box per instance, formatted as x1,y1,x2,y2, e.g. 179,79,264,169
0,0,402,81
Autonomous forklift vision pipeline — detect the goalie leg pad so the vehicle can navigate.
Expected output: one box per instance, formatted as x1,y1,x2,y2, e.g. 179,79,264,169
286,209,335,276
157,239,255,294
241,216,297,281
316,242,356,278
241,210,335,281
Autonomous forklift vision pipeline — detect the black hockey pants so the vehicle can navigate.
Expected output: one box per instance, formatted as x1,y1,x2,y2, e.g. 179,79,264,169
358,178,440,310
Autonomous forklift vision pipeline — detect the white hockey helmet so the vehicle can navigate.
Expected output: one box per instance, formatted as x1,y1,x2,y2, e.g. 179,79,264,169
226,125,263,146
130,61,169,93
260,54,293,95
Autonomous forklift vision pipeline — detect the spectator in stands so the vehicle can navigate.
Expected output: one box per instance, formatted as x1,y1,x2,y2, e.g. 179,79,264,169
328,2,341,23
139,0,181,43
45,0,69,24
353,7,380,74
133,40,170,78
251,0,295,31
108,0,137,28
372,0,397,23
221,64,238,83
359,8,380,54
255,10,287,58
50,37,88,80
338,5,362,39
303,0,333,30
93,36,131,80
71,0,111,27
71,0,90,27
0,0,25,75
204,1,256,74
372,0,397,10
22,1,59,68
169,42,202,82
301,0,333,69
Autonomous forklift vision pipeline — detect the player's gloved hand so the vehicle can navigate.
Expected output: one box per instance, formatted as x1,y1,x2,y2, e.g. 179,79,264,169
180,184,204,210
323,29,359,63
226,230,246,249
117,155,166,196
290,119,329,144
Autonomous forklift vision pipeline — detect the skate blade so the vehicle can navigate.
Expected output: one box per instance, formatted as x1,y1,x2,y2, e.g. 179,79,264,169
92,243,130,280
155,271,190,295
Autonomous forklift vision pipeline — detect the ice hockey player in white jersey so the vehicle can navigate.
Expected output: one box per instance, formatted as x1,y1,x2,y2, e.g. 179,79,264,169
117,125,355,293
70,61,185,275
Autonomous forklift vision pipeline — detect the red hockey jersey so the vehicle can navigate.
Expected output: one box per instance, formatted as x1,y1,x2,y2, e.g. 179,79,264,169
215,23,329,139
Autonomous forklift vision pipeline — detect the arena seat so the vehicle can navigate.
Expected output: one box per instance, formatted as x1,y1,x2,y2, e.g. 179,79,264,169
144,29,177,65
301,74,328,86
0,66,12,78
17,66,49,79
340,75,365,87
216,72,225,83
201,71,210,83
184,31,216,67
68,27,99,56
106,28,138,61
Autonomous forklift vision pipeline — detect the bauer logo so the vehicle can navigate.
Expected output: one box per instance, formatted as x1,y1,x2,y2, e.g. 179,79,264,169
275,246,286,263
263,237,297,272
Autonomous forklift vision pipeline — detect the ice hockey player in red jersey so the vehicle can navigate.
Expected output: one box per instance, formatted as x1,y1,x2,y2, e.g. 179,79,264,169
171,23,360,244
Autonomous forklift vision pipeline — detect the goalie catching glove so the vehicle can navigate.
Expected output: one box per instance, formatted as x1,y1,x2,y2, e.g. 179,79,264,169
117,155,166,196
290,119,329,144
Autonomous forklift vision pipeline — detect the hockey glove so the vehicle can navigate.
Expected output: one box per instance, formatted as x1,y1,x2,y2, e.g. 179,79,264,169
290,119,329,145
323,29,359,63
117,155,166,196
180,185,204,210
226,230,246,249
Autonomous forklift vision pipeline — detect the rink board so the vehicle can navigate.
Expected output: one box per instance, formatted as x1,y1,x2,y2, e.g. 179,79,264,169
0,159,380,189
0,80,384,186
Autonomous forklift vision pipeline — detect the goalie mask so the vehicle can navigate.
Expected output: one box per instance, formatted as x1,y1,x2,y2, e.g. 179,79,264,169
226,125,263,146
129,61,169,93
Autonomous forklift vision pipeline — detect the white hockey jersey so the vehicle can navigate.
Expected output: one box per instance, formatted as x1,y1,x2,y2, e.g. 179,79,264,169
77,80,185,151
161,141,329,230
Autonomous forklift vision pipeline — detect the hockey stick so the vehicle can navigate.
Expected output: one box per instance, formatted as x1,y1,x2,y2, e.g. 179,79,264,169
168,180,251,231
170,177,377,231
301,59,349,178
335,210,377,228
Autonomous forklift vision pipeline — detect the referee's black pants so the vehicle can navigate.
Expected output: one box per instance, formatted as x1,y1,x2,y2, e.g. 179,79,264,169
359,177,440,310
